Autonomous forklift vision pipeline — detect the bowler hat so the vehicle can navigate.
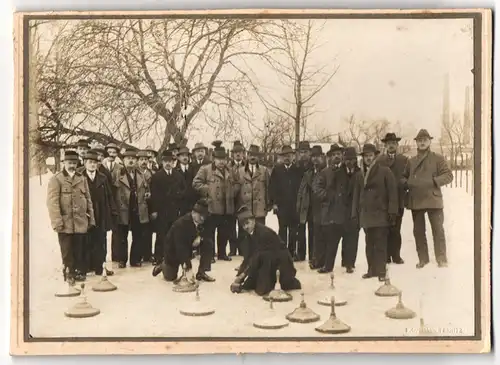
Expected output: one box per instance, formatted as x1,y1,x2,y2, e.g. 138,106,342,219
381,132,402,143
359,143,380,156
63,150,79,161
247,144,262,156
193,199,209,217
279,145,295,155
192,142,207,152
83,151,99,161
236,205,254,223
177,146,190,156
212,140,223,148
212,147,227,159
76,139,90,148
298,141,311,151
231,140,245,153
136,150,150,158
414,129,433,140
326,143,342,156
343,147,357,159
122,148,138,158
105,142,119,152
161,150,174,160
168,143,179,151
311,145,323,157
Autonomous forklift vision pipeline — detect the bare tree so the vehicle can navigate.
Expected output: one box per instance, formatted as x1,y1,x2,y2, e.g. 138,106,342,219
252,112,294,155
260,20,339,148
34,19,283,154
440,112,467,168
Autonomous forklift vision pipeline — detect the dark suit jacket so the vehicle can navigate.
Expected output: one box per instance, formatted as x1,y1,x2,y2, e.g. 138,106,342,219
83,170,118,231
150,168,186,221
190,158,210,177
175,163,198,215
352,162,398,229
164,213,206,269
377,153,409,211
327,164,361,227
269,164,302,218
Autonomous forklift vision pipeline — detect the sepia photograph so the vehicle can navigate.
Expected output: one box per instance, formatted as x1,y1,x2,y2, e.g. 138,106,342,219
11,9,491,355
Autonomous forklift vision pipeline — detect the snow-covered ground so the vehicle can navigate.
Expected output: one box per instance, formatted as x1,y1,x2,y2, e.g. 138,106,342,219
28,173,475,338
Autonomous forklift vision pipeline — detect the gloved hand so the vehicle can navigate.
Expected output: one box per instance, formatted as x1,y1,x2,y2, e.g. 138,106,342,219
388,214,398,226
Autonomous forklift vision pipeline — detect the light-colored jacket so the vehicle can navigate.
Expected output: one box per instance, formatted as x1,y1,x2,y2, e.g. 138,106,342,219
236,163,270,218
46,170,95,234
113,167,150,224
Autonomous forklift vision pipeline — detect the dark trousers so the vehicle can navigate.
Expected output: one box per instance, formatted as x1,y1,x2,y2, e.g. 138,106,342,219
204,214,232,261
297,217,314,260
162,238,214,281
314,224,329,268
86,227,107,274
411,209,448,264
111,228,120,262
57,233,86,275
153,217,175,263
142,222,154,262
277,213,299,257
228,216,242,255
387,209,405,261
117,214,145,265
340,226,360,269
364,226,389,277
322,224,343,271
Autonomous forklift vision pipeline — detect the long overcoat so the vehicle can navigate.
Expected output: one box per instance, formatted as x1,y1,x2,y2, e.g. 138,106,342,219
176,164,198,216
326,164,362,227
311,165,337,226
351,163,398,229
192,163,240,215
83,170,118,231
150,168,186,222
236,163,270,218
296,165,324,224
269,163,302,220
113,167,150,225
46,169,95,234
404,150,453,210
377,153,409,211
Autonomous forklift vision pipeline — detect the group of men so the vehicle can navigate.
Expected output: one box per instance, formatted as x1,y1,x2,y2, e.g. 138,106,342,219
46,127,453,295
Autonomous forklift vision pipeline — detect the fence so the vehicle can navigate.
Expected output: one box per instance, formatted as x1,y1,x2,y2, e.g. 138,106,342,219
443,153,474,195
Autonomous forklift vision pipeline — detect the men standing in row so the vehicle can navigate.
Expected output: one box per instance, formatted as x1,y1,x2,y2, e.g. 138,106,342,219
229,140,246,256
269,145,302,261
297,145,325,266
403,129,453,268
296,141,313,262
377,133,409,264
352,144,398,281
113,149,150,268
191,142,210,175
47,150,95,283
150,150,186,265
137,150,154,263
81,150,117,276
193,143,240,265
176,146,198,216
104,142,122,263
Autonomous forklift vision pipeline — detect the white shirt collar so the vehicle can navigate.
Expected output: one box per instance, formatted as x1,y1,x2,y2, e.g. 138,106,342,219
67,170,75,178
87,170,96,178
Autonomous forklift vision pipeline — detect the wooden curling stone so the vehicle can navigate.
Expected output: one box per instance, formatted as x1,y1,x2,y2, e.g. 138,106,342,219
179,284,215,317
64,284,101,319
263,269,293,302
286,292,320,323
253,298,289,330
385,292,416,320
315,297,351,335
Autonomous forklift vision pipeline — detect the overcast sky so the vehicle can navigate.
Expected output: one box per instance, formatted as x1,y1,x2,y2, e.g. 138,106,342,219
35,17,474,150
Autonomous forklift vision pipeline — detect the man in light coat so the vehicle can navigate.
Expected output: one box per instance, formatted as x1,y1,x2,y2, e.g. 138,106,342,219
403,129,453,268
47,150,95,283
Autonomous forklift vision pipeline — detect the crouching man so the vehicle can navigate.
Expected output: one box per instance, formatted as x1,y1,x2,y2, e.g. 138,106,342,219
230,206,301,296
152,199,215,283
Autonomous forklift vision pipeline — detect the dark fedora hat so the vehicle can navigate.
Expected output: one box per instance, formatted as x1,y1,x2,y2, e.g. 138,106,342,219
231,140,245,153
212,147,227,159
311,145,323,157
76,139,90,148
83,150,99,161
279,145,295,155
326,143,342,156
247,144,262,156
414,129,433,140
167,142,179,151
105,142,119,152
343,146,357,159
359,143,380,156
298,141,311,151
381,132,402,143
161,150,174,160
91,147,106,155
63,150,79,161
212,140,223,148
177,146,190,156
122,148,138,158
193,198,209,217
236,205,254,224
192,142,207,152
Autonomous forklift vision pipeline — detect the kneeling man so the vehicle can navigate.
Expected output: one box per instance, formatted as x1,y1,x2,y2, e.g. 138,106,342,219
152,199,215,282
230,206,301,295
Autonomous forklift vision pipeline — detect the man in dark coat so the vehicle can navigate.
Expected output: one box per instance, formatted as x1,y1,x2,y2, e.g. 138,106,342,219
137,150,154,263
295,141,314,262
403,129,453,268
152,199,215,282
82,151,118,276
176,146,198,216
326,143,343,169
296,145,325,266
150,150,186,264
230,206,301,296
190,142,210,176
269,145,303,259
228,140,246,256
377,133,409,264
352,144,398,281
75,139,90,169
167,142,180,169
